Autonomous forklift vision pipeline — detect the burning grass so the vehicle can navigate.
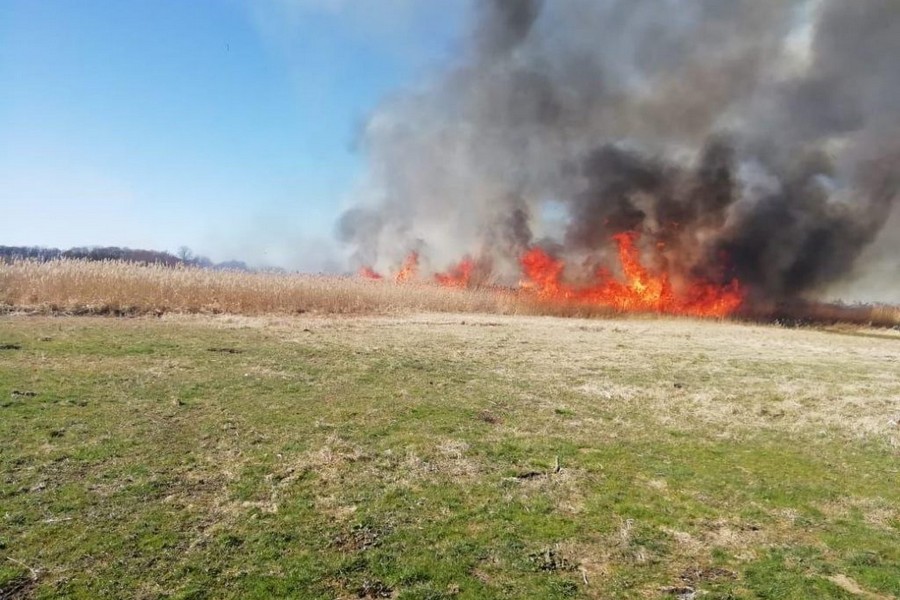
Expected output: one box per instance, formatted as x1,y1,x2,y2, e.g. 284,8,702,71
365,231,745,318
1,259,898,328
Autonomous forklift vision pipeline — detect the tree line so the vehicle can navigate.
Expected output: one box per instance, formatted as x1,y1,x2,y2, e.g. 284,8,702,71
0,245,252,271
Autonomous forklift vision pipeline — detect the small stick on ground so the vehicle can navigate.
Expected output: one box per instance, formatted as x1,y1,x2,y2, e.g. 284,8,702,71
41,517,73,524
7,556,42,580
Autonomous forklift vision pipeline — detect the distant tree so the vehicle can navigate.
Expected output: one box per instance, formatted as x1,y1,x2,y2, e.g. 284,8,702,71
0,246,63,262
193,255,214,268
177,246,194,263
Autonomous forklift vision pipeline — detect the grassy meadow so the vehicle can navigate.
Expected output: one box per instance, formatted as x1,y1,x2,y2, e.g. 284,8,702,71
1,312,898,599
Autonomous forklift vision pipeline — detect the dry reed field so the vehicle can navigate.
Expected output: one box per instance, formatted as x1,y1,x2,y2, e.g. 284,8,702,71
0,259,512,317
1,259,899,327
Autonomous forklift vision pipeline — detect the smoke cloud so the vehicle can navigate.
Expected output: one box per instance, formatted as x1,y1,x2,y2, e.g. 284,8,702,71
339,0,900,303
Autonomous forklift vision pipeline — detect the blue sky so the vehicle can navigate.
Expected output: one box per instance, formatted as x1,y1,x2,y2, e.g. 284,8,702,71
0,0,468,270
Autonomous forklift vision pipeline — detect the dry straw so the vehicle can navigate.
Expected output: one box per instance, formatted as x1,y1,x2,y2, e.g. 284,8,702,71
1,259,898,326
0,259,513,316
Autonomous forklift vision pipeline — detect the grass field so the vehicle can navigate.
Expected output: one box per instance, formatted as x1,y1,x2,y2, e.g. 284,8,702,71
1,313,898,599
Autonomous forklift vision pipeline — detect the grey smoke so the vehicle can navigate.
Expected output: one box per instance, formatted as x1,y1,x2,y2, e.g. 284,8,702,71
339,0,900,303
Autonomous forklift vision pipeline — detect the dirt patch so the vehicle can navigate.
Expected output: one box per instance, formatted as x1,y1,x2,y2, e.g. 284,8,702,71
333,522,389,553
659,585,696,599
529,546,577,572
0,573,37,600
679,566,737,585
477,410,501,425
207,347,243,354
356,579,393,598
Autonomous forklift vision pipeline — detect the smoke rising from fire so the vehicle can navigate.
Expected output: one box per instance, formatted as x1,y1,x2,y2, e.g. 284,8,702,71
339,0,900,304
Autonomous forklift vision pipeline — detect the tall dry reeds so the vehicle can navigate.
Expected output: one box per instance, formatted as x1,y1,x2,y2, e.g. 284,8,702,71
1,259,898,327
0,259,512,316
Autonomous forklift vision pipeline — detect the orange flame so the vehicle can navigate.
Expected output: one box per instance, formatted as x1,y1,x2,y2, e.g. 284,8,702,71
362,233,742,317
521,232,742,316
394,251,419,283
358,266,383,280
434,256,475,288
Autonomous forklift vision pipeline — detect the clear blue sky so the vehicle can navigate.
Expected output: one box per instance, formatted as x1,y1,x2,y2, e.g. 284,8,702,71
0,0,468,270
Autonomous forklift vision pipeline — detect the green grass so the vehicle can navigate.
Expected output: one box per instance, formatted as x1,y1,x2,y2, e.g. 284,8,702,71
1,315,898,599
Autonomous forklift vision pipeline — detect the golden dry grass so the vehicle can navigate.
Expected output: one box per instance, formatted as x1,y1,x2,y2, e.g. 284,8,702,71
1,259,898,327
0,259,514,316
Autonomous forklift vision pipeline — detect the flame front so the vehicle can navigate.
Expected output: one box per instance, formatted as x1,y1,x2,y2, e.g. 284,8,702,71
394,251,419,283
520,232,742,317
434,257,475,288
359,232,743,317
358,266,383,280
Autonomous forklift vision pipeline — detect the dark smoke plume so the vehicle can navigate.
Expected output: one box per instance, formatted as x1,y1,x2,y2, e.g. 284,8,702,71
339,0,900,303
